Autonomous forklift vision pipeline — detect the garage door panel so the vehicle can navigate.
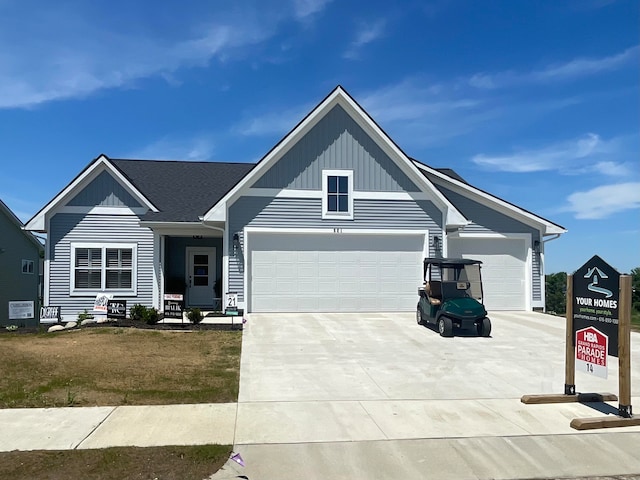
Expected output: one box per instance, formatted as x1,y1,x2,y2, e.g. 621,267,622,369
448,237,527,311
250,233,424,312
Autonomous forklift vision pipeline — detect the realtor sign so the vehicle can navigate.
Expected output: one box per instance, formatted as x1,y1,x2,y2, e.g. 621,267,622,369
576,326,608,379
572,255,620,357
163,294,184,319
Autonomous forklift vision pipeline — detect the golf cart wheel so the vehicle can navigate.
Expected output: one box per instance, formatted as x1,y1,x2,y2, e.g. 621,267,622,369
477,317,491,337
416,305,424,326
438,316,453,337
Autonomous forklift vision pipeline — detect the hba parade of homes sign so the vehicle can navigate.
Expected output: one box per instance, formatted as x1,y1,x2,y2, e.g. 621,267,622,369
575,326,608,379
572,255,620,358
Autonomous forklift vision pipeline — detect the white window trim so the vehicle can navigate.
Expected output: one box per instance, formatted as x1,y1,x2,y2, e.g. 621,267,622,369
22,259,35,274
70,242,137,296
322,170,354,220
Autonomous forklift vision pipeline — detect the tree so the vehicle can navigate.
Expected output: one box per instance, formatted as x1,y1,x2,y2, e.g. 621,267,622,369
546,272,567,314
631,267,640,312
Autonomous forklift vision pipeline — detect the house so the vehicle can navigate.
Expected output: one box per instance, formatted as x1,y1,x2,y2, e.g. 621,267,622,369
0,199,43,326
25,86,566,321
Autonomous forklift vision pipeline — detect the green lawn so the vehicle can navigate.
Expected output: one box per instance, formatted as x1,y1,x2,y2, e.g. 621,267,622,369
0,327,242,479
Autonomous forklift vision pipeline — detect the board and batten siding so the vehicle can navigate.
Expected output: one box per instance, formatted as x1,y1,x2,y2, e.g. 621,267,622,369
252,105,420,193
228,196,442,301
0,211,41,326
49,213,154,319
437,185,542,301
67,170,143,208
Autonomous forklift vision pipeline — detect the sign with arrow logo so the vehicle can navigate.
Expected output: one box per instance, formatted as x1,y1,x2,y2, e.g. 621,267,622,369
572,255,620,357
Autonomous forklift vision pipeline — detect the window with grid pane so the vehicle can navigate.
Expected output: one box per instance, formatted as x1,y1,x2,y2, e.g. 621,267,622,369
106,248,132,289
322,170,353,219
75,248,102,289
71,244,136,293
327,175,349,212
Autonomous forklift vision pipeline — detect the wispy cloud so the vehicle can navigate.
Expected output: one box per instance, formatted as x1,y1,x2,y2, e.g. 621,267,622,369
292,0,333,19
235,103,313,137
563,182,640,219
343,20,386,59
472,133,637,176
126,135,216,161
469,45,639,89
0,3,323,109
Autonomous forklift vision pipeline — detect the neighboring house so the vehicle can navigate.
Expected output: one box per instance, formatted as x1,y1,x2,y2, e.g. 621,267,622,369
25,86,566,321
0,199,43,326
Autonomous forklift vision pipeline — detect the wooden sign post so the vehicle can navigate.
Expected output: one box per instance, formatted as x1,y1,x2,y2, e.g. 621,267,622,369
522,255,639,432
570,274,638,429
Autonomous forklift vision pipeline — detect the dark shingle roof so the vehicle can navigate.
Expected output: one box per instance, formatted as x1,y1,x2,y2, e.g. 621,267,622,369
110,159,255,222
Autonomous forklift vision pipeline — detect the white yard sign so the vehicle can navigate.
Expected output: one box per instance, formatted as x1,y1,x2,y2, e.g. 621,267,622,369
9,301,34,320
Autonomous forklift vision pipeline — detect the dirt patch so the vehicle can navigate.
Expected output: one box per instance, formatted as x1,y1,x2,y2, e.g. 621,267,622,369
0,327,241,408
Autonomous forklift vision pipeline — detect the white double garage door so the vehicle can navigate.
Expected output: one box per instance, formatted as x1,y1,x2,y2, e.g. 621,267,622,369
247,231,529,312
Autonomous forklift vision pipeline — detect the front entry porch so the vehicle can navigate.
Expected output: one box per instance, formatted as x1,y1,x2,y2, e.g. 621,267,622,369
163,235,223,310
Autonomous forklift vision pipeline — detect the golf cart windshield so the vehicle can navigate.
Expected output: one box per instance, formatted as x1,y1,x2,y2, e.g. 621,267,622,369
423,259,483,303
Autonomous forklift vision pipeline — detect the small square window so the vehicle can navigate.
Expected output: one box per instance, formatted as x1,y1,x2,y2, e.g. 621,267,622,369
22,260,34,274
322,170,354,219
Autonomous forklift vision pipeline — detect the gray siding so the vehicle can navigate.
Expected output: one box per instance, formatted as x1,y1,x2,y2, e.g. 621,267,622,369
68,170,142,208
228,197,442,301
438,186,542,301
253,105,420,192
0,212,42,326
49,213,154,319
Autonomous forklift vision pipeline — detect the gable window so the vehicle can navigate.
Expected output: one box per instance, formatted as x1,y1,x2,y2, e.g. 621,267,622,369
22,260,34,274
71,243,136,295
322,170,354,219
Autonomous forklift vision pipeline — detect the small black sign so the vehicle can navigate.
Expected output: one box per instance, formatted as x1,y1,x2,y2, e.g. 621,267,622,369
163,295,184,319
39,306,61,322
572,255,620,357
107,300,127,319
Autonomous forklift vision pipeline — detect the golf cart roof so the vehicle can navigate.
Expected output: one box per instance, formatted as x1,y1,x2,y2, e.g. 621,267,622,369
423,257,483,267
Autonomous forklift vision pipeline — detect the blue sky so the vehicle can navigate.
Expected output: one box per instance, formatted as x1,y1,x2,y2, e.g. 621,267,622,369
0,0,638,274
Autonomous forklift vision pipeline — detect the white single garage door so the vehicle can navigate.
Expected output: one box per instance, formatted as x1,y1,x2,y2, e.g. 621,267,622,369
249,232,425,312
448,237,527,311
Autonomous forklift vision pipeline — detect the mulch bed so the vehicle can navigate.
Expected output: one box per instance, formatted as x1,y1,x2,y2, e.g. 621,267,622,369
1,318,242,335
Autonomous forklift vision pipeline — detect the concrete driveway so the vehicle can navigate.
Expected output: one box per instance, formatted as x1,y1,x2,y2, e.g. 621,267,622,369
219,311,640,479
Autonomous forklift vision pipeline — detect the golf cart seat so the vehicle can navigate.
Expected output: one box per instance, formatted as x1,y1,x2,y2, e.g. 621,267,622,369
424,282,442,306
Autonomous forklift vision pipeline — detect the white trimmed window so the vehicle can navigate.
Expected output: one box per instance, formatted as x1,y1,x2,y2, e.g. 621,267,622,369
322,170,354,219
22,260,34,274
71,243,136,295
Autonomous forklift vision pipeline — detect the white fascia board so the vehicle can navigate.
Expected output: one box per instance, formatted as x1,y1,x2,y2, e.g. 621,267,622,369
202,90,346,222
203,202,227,222
25,154,158,232
245,226,428,236
202,87,466,226
138,221,224,237
415,162,567,236
246,188,433,201
335,90,468,228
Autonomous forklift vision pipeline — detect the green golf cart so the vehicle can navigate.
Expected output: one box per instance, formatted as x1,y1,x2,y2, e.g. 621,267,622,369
417,257,491,337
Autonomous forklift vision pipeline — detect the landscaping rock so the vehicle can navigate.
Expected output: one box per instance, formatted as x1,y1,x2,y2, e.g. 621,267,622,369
47,325,65,333
81,319,96,326
63,321,78,330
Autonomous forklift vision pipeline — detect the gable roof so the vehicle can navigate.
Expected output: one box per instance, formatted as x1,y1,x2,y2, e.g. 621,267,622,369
25,154,159,232
110,159,254,222
203,85,468,227
0,199,44,251
412,160,567,235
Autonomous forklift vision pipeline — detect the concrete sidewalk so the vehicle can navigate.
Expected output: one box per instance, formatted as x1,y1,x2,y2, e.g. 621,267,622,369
0,404,236,452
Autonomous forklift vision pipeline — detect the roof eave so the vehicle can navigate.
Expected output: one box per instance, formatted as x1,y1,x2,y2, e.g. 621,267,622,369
413,160,566,235
25,154,159,232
